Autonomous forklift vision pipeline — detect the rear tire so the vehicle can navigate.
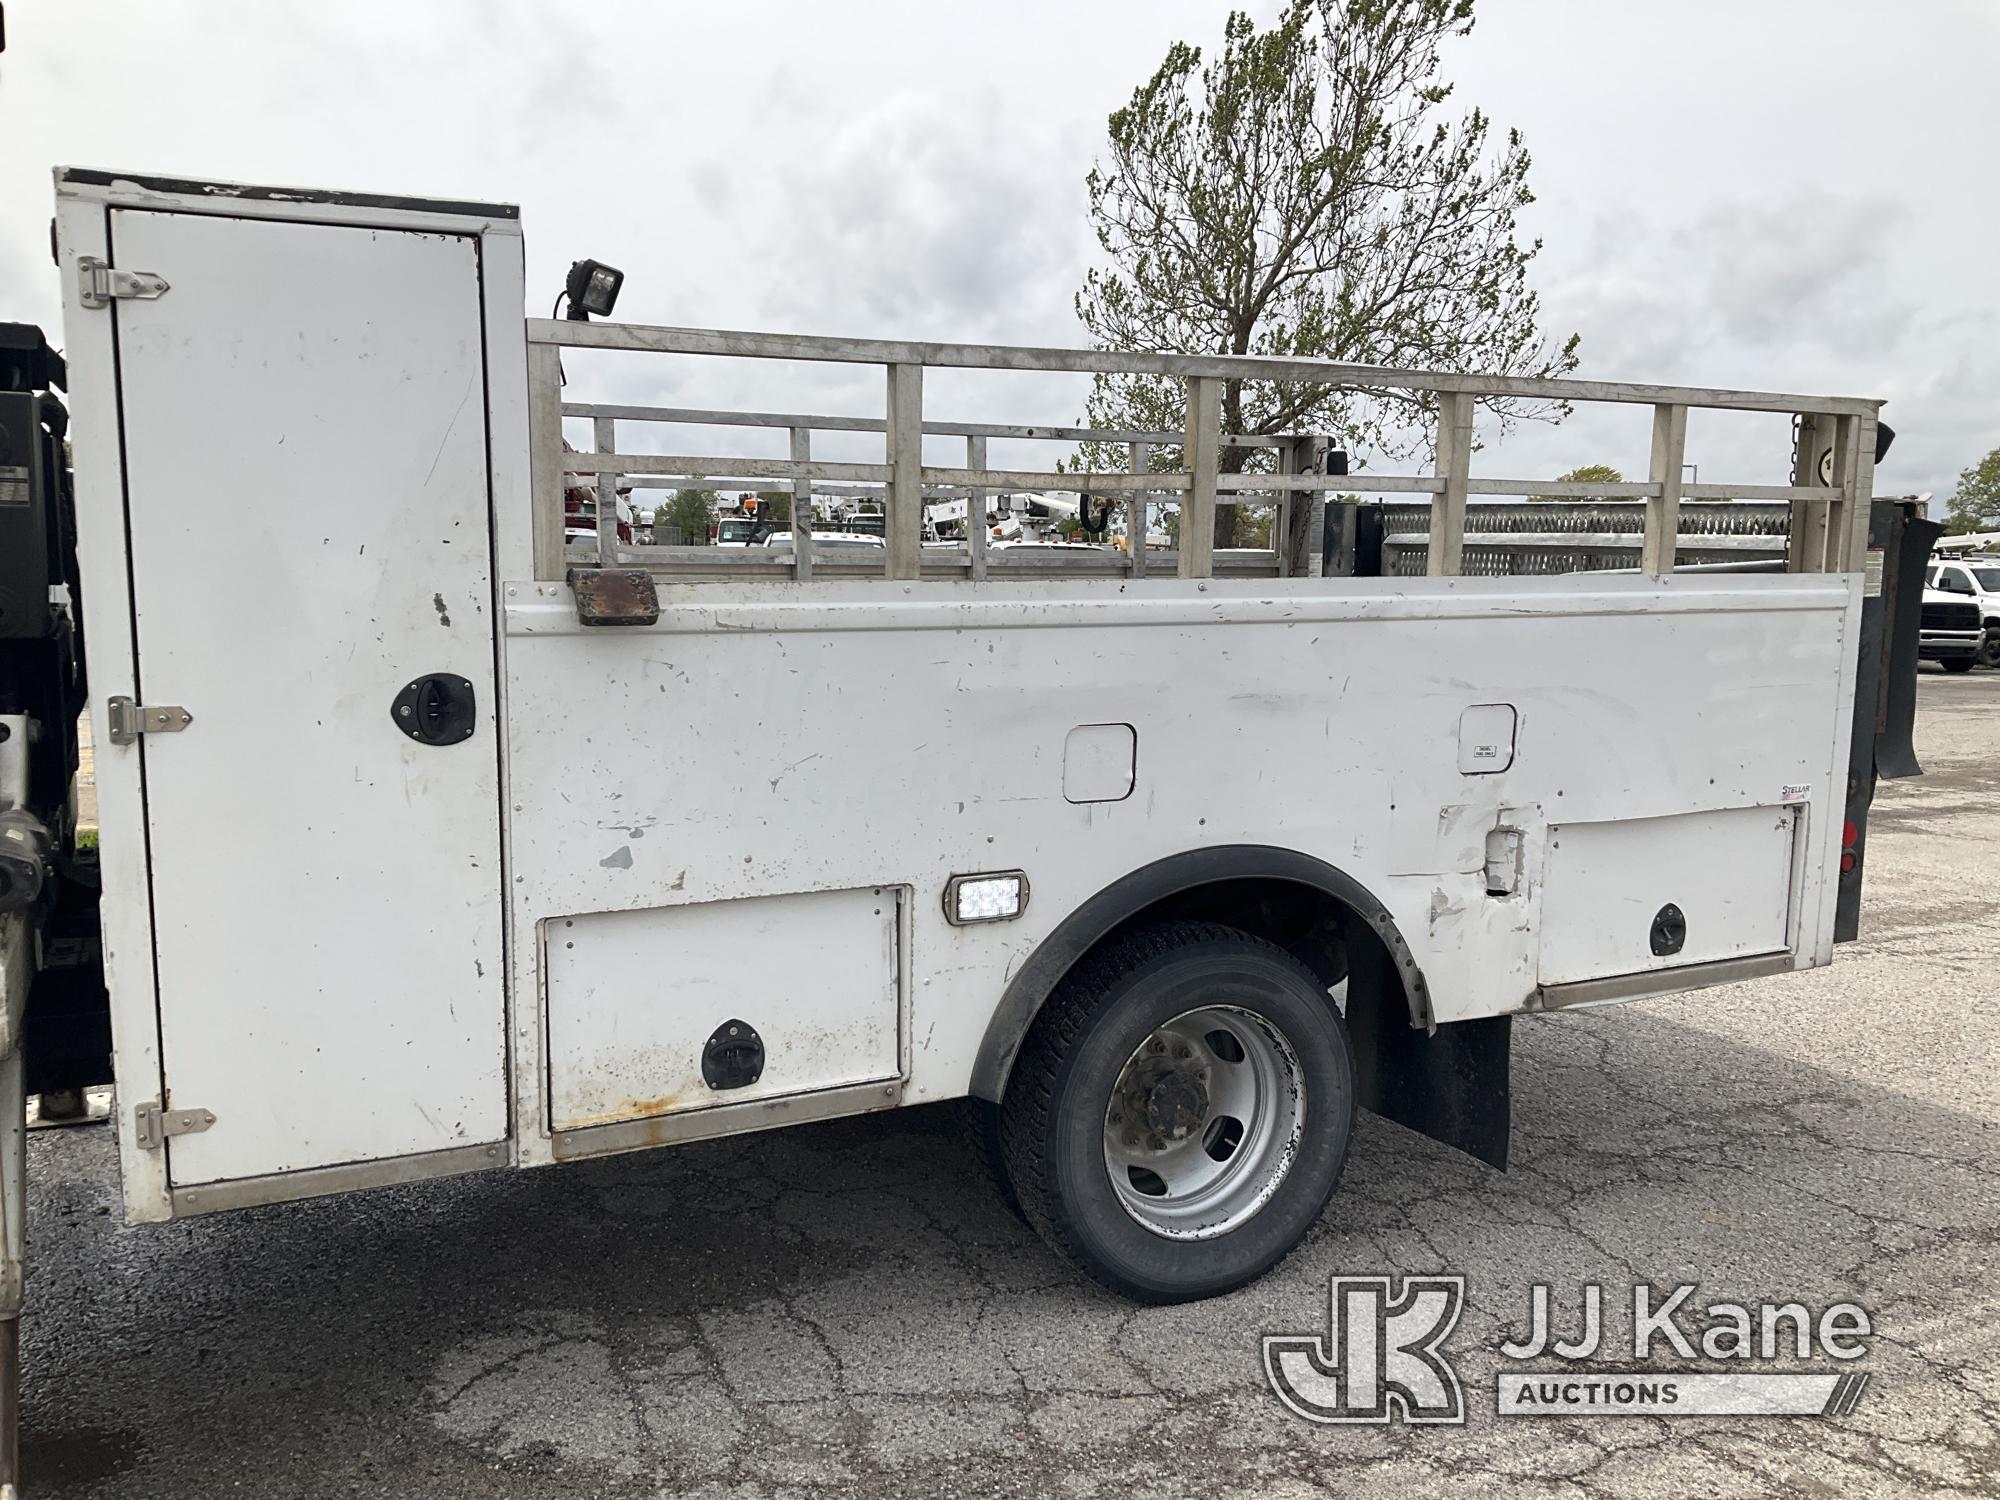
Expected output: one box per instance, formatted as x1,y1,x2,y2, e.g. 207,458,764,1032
959,1098,1025,1222
999,921,1355,1303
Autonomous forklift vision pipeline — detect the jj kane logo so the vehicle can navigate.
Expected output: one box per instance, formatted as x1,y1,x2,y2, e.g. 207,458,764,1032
1265,1276,1875,1424
1264,1276,1468,1424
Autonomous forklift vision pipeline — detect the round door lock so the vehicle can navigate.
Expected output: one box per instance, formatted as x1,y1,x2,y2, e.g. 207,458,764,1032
1649,903,1687,957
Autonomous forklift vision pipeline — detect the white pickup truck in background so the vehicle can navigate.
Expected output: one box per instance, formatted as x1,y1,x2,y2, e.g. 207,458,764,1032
1926,553,2000,668
1918,584,1985,671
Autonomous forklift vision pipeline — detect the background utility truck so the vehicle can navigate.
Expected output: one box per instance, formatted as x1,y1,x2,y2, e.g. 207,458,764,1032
0,167,1930,1489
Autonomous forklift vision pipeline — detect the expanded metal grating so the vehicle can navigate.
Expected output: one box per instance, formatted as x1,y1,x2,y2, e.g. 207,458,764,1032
1379,500,1793,577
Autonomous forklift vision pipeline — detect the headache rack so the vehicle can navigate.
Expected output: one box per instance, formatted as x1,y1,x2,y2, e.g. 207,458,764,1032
526,319,1882,590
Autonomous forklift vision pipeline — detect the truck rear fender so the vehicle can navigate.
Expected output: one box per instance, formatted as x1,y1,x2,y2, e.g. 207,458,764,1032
968,845,1513,1171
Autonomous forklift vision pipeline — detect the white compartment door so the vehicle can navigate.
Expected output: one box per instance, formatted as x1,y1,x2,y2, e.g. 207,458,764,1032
110,209,506,1186
546,889,903,1133
1538,806,1799,986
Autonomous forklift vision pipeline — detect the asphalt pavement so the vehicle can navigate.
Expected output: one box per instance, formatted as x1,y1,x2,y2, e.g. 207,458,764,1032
21,670,2000,1498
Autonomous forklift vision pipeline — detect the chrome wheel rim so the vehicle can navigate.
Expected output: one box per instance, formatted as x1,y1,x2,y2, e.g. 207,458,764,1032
1102,1005,1306,1240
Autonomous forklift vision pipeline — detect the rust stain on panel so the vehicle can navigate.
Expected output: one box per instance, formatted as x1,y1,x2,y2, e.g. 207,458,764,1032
560,1093,685,1132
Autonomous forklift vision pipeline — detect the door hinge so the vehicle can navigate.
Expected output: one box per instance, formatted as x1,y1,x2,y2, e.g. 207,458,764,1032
77,255,170,309
106,696,191,745
134,1101,215,1151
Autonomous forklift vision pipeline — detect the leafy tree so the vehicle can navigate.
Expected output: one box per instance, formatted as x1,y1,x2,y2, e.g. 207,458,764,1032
654,488,717,545
754,490,793,527
1075,0,1578,558
1531,463,1622,502
1233,504,1277,547
1944,447,2000,535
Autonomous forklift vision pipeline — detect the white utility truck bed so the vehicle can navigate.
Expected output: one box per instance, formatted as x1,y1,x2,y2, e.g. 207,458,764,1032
30,170,1893,1323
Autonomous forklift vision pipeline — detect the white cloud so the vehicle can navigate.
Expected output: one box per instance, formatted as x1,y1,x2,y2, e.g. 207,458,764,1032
2,0,1993,496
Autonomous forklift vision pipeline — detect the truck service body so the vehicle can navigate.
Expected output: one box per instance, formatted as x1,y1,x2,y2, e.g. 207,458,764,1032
0,168,1928,1483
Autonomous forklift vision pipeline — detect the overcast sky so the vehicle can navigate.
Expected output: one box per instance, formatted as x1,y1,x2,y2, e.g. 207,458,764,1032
3,0,1994,497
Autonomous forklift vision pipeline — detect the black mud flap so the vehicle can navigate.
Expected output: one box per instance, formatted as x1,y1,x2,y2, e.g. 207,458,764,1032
1874,507,1934,784
1836,503,1935,941
1345,937,1511,1170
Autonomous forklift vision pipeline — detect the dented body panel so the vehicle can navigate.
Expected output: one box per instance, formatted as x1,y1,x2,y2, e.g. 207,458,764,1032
500,572,1855,1131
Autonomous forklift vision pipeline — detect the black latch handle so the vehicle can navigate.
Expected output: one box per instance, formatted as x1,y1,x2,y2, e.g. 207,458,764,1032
391,673,476,746
702,1019,766,1091
1649,903,1687,957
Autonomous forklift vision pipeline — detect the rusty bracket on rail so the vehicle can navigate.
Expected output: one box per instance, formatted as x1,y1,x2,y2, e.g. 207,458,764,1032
567,568,660,627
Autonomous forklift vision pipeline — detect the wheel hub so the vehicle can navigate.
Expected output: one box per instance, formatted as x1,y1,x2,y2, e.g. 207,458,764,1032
1101,1006,1307,1241
1111,1036,1213,1151
1142,1068,1209,1143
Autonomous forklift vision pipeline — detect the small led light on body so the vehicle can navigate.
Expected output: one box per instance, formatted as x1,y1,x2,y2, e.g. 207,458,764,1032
957,878,1019,921
945,871,1029,925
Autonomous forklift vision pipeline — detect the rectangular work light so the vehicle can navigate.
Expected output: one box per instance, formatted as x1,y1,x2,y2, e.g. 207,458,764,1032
944,871,1029,925
565,259,624,321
